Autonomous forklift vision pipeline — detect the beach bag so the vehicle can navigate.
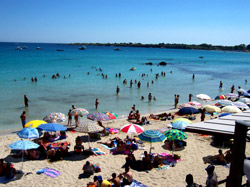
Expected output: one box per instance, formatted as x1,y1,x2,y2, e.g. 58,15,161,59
174,154,181,159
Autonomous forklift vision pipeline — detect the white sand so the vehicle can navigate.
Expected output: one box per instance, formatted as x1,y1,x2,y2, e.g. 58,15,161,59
1,112,249,187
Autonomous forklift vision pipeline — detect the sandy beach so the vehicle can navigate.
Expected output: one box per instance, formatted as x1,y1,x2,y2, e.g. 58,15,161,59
0,110,249,187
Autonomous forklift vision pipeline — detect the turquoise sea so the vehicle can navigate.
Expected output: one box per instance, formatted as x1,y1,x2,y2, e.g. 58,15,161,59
0,42,250,133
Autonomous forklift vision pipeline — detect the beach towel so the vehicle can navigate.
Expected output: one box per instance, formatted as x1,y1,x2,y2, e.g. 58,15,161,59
37,167,61,178
91,148,107,156
155,165,170,170
127,179,148,187
100,144,116,150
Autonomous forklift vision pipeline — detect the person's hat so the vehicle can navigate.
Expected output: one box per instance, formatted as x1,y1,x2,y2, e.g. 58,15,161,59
205,165,215,172
97,175,102,181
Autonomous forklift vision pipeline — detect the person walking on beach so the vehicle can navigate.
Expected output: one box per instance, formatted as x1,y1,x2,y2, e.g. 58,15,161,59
95,99,99,110
174,95,179,109
116,86,120,95
67,109,72,127
24,95,29,107
189,94,193,102
20,111,26,128
201,108,206,122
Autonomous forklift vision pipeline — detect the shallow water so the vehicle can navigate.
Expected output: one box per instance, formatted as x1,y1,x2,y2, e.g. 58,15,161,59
0,42,250,132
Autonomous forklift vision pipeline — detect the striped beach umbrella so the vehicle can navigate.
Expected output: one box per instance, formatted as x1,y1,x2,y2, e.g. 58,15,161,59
172,118,192,124
164,129,187,141
87,112,111,121
216,100,233,107
232,101,249,110
120,124,144,134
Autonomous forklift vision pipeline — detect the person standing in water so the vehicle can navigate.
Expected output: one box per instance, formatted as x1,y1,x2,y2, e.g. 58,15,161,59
24,95,29,108
95,99,99,110
116,86,120,95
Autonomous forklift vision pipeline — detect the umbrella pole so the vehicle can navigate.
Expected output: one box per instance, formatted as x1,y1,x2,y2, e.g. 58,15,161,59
88,134,91,150
21,150,24,171
149,143,152,155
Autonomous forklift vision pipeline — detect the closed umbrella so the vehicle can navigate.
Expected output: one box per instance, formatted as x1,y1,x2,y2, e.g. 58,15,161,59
37,123,67,132
138,130,166,154
75,121,103,149
171,121,189,130
178,107,199,115
17,127,39,139
202,105,221,113
43,112,67,123
24,120,47,128
222,106,242,113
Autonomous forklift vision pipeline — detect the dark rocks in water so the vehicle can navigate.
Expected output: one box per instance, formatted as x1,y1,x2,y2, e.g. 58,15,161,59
159,61,167,66
145,62,153,65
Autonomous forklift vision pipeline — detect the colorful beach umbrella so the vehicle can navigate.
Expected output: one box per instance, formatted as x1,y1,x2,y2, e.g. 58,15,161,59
120,124,144,134
171,121,189,130
225,93,238,99
71,108,89,117
188,101,202,107
172,118,192,124
37,123,67,132
138,130,166,154
239,97,250,104
202,105,221,113
215,95,226,100
196,94,211,101
24,120,47,128
43,112,67,123
178,107,199,115
164,129,187,141
87,112,111,121
75,121,104,149
232,101,249,110
103,111,117,120
216,100,233,107
17,127,39,139
222,106,242,113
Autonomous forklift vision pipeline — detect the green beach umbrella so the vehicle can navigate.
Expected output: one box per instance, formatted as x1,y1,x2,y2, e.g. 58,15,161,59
164,129,187,141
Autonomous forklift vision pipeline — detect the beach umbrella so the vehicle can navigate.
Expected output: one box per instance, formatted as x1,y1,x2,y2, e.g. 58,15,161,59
238,88,247,94
178,107,199,115
219,113,232,117
225,93,238,99
164,129,187,141
242,93,250,98
222,106,242,113
216,100,233,107
120,124,144,134
75,121,103,149
37,123,67,132
239,97,250,104
24,120,47,128
178,103,193,109
232,101,249,110
103,111,117,120
87,112,111,121
71,108,89,117
171,121,189,130
188,101,202,107
43,112,67,123
138,130,166,154
17,127,39,139
196,94,211,101
172,118,192,124
202,105,221,113
8,140,39,170
248,90,250,93
215,95,226,100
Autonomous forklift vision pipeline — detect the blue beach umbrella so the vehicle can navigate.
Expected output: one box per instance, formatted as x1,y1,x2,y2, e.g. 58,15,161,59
37,123,67,132
219,113,232,117
178,107,199,115
138,130,166,154
17,127,39,139
171,121,189,130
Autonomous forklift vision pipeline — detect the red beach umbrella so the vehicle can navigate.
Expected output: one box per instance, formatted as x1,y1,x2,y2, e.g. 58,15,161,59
120,124,144,134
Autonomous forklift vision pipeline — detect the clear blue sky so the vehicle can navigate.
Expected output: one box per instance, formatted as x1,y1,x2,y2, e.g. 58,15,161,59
1,0,250,45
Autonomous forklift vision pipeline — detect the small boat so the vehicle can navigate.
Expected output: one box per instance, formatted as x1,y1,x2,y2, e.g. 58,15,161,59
15,46,22,50
56,49,64,51
114,48,121,51
20,46,28,49
78,46,86,50
130,67,136,71
36,47,43,50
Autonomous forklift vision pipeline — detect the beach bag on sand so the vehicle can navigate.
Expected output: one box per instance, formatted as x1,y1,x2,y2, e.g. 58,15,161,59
174,154,181,160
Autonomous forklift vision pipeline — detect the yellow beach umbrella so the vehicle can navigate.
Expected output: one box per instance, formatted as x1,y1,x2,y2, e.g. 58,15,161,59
172,118,192,124
202,105,221,113
24,120,47,128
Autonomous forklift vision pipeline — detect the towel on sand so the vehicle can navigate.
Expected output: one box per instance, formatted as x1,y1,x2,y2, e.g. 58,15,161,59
37,167,61,178
92,148,107,156
128,179,148,187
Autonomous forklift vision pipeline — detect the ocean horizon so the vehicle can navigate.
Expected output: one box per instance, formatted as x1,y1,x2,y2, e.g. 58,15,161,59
0,42,250,134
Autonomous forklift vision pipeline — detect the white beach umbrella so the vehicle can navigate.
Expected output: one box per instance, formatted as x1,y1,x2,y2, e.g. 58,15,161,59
202,105,221,113
238,88,247,94
239,97,250,104
196,94,211,101
222,106,242,113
